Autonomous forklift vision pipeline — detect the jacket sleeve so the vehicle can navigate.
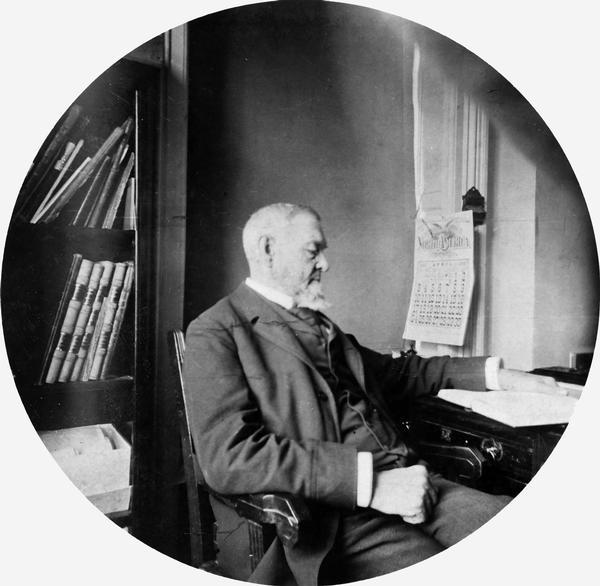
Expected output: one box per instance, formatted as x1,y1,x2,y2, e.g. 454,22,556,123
183,317,358,510
350,336,489,415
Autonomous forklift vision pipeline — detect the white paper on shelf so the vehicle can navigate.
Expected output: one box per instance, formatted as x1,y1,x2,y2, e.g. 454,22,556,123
38,424,131,512
38,425,112,455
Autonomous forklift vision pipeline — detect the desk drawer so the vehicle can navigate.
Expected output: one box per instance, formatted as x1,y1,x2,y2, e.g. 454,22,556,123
415,418,533,491
411,397,566,496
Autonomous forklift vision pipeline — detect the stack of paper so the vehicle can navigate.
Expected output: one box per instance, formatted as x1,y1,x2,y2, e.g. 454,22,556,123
437,389,577,427
39,424,131,513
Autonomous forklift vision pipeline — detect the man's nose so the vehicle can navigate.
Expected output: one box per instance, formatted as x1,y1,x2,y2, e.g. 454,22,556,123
316,252,329,272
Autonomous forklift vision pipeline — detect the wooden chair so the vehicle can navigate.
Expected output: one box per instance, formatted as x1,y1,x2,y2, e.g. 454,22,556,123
168,329,309,576
169,329,488,577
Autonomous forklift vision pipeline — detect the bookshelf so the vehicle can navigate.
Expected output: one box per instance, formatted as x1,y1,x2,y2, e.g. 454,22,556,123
1,40,163,535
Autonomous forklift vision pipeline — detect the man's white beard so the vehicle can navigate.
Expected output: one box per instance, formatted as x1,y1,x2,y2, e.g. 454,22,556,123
294,280,331,312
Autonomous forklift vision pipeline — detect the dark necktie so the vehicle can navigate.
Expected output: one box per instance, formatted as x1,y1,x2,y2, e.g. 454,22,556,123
289,306,331,339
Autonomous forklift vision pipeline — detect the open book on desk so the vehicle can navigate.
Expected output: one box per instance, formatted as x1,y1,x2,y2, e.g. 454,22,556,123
437,388,579,427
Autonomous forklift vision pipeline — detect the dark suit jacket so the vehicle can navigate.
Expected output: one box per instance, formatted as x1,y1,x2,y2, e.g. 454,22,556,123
183,283,488,584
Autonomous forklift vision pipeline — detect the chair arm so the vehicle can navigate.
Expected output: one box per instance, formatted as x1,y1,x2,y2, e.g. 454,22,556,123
212,492,310,547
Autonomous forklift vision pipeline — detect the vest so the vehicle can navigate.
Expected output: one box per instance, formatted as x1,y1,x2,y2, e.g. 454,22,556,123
286,307,415,471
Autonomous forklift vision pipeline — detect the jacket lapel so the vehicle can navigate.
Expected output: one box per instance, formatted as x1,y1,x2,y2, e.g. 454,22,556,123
230,283,316,369
230,283,367,390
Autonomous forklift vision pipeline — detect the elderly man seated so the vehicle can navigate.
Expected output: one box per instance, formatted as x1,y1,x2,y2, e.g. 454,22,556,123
183,203,557,585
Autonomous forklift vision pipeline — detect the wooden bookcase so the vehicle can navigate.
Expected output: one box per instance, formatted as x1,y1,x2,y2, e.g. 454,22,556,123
1,41,163,533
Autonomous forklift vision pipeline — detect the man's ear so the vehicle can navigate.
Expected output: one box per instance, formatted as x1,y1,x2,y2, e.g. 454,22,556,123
258,235,274,266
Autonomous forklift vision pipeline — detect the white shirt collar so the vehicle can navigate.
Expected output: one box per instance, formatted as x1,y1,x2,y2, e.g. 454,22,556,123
245,277,295,310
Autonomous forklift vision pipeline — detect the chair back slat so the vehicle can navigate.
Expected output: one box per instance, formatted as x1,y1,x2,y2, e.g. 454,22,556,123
169,329,216,567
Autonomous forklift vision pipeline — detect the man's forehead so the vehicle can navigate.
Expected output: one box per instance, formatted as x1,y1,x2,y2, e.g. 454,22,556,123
288,213,327,243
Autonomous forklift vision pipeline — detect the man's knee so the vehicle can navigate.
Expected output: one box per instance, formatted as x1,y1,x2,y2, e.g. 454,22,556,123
322,510,444,583
425,477,512,546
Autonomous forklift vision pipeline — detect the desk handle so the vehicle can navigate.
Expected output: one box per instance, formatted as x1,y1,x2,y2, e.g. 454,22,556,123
481,438,503,463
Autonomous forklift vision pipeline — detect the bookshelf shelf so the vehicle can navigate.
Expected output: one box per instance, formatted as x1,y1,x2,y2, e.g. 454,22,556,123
6,221,135,260
19,377,135,431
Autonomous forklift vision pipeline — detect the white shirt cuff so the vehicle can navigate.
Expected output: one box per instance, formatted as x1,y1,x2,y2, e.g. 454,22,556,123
356,451,374,507
485,356,503,390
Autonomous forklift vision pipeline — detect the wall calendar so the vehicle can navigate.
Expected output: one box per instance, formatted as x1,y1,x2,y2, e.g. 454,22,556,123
403,211,474,346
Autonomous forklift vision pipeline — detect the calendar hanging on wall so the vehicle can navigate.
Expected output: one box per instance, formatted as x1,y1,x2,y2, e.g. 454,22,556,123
403,211,474,346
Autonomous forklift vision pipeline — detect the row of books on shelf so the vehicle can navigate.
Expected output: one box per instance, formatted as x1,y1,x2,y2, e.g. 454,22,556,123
16,104,137,230
40,255,135,385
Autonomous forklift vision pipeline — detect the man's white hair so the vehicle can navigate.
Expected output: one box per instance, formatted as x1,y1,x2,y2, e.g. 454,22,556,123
242,203,320,265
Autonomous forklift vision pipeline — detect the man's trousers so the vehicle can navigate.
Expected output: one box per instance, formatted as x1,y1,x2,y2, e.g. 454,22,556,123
320,476,511,584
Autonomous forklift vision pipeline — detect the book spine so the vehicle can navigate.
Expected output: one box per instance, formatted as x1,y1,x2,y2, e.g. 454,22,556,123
93,120,129,164
70,155,111,227
57,262,104,382
30,139,85,223
37,253,83,385
39,156,91,224
102,152,135,229
122,177,136,230
86,140,128,228
38,123,126,225
45,259,94,384
70,261,115,381
55,141,77,172
78,123,125,188
86,117,132,228
80,298,108,382
71,123,124,193
99,261,135,378
88,300,119,380
79,261,127,381
43,140,77,196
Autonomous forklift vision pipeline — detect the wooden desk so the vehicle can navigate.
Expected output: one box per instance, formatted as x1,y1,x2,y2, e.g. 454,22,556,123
411,396,566,496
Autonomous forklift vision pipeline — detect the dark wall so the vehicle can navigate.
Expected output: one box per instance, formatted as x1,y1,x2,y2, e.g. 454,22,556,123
186,1,415,351
185,1,598,357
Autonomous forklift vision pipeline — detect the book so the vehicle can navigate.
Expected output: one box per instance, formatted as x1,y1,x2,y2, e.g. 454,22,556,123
100,261,134,378
70,261,115,381
81,262,128,381
35,122,126,225
30,139,85,223
57,262,105,382
56,141,79,173
80,298,109,382
16,104,83,220
38,155,92,224
102,152,135,229
45,259,94,384
37,254,83,385
87,299,119,380
34,139,78,209
436,389,578,427
70,156,111,227
122,178,136,230
86,129,131,228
